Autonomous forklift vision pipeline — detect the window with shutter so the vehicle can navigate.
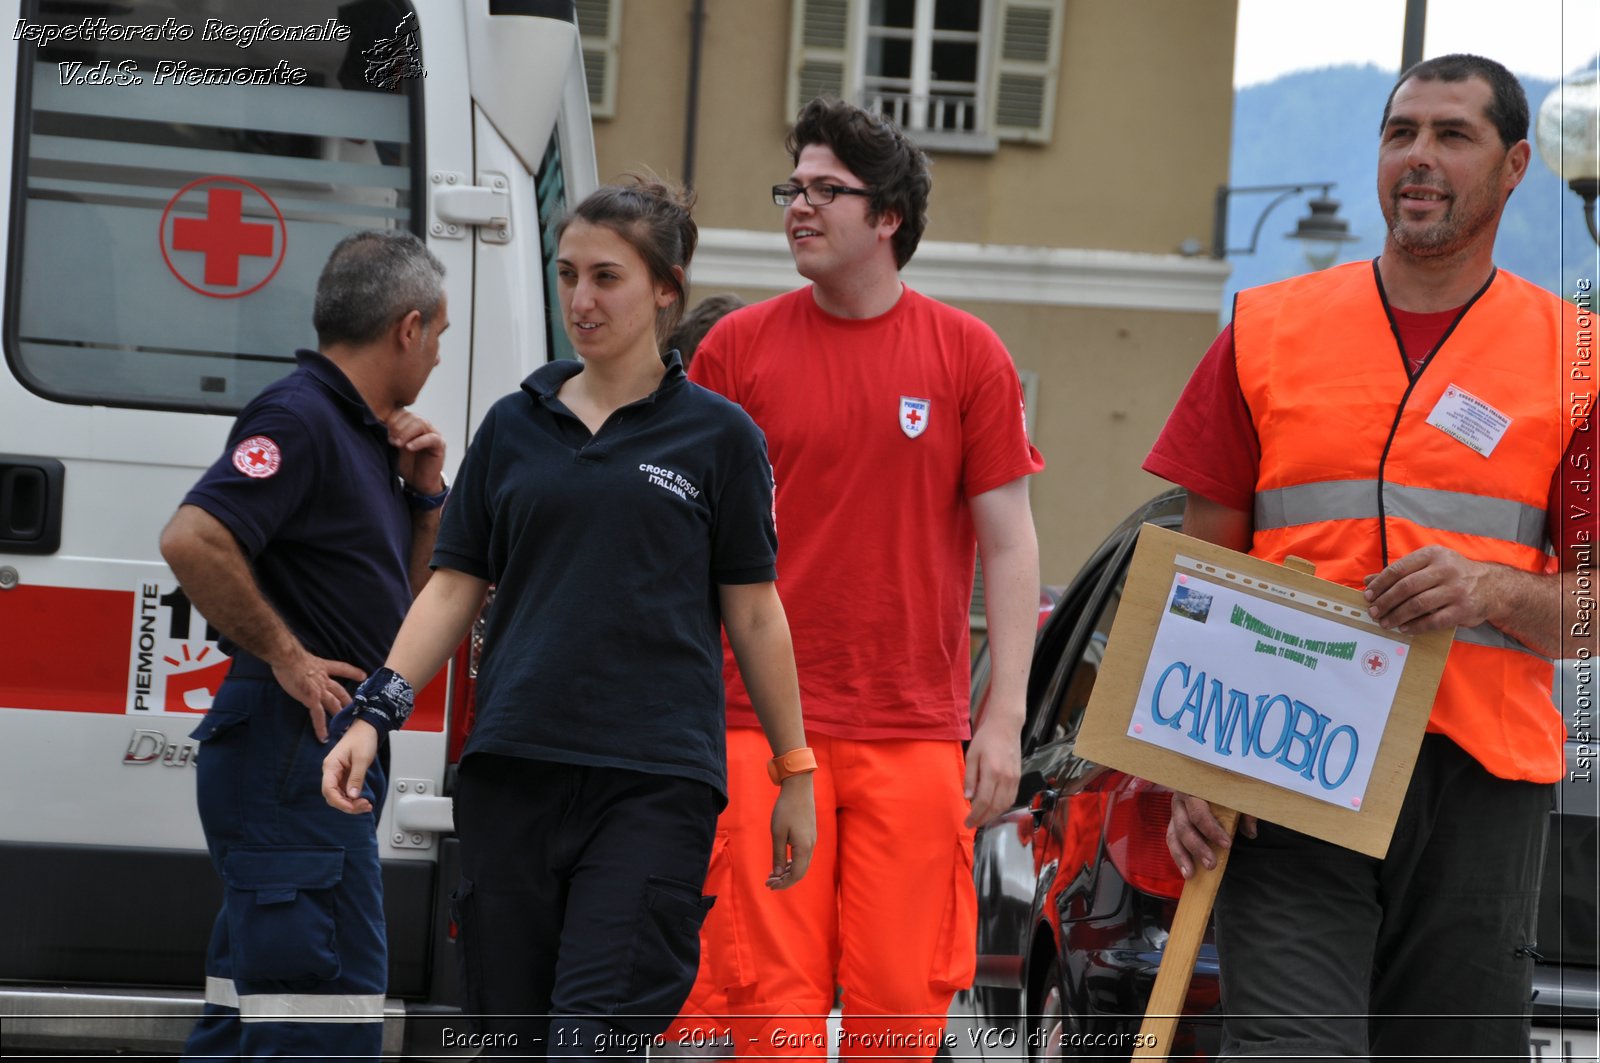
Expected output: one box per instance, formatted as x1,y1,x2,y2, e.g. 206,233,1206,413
789,0,852,120
789,0,1059,151
575,0,619,119
991,0,1060,143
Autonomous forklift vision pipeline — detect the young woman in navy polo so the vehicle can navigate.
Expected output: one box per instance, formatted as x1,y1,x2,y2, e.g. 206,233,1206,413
320,177,814,1058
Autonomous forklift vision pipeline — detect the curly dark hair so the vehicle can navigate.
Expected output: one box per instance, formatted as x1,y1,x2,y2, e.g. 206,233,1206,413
1382,53,1529,149
786,97,931,269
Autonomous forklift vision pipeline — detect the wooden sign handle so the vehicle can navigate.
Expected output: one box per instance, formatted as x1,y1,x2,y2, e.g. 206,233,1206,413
1132,805,1240,1059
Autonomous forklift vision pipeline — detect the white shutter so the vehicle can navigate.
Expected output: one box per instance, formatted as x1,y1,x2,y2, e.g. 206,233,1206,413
576,0,619,118
990,0,1061,143
788,0,853,121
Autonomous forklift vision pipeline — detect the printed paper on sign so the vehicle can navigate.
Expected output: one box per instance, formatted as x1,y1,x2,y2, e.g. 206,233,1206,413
1127,572,1408,809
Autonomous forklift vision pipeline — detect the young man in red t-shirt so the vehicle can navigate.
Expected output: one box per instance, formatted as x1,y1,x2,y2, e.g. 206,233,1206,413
672,98,1043,1058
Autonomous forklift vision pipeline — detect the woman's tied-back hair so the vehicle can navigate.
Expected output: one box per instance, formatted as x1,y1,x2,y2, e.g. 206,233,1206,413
786,97,931,269
314,230,446,347
557,174,699,344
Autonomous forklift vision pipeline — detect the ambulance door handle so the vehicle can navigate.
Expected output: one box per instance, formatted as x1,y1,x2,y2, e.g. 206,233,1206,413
390,778,454,849
0,454,64,554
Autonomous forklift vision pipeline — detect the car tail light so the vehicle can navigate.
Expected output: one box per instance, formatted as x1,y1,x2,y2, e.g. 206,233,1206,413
1102,775,1186,900
445,589,493,765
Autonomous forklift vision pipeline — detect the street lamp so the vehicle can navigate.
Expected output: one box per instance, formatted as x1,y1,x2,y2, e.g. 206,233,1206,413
1212,183,1359,270
1535,69,1600,246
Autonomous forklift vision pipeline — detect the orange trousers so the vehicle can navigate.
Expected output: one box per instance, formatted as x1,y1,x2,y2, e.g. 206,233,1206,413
672,729,976,1061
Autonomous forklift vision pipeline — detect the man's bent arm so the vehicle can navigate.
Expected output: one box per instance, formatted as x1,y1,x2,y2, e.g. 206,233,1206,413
966,477,1039,828
158,504,364,738
1364,547,1562,658
1184,490,1253,552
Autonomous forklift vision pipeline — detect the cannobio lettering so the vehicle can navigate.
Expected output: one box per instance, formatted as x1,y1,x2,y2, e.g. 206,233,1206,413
638,463,700,501
1148,661,1359,791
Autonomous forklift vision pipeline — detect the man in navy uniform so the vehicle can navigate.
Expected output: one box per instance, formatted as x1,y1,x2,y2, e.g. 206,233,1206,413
160,230,449,1061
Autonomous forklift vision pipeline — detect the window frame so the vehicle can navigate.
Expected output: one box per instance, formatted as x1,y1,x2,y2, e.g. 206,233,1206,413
3,0,429,416
856,0,993,147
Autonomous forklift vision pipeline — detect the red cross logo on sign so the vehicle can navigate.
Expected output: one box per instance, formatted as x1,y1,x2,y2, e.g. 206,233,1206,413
160,176,286,299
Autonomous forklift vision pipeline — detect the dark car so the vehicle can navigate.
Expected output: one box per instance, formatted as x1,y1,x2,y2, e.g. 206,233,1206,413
948,489,1598,1061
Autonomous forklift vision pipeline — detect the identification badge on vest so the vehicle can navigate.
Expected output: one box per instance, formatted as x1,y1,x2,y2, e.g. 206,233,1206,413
1425,384,1511,458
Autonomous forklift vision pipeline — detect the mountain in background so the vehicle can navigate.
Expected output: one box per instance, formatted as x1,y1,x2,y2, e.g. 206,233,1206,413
1221,63,1596,319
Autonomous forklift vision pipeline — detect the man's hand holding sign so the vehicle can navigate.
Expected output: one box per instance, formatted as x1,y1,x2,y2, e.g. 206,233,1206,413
1074,522,1454,1059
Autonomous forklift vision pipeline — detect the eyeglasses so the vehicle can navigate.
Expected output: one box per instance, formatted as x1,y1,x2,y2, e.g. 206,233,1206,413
771,182,874,208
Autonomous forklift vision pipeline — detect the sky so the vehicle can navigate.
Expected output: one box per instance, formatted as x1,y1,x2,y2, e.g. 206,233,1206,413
1234,0,1599,88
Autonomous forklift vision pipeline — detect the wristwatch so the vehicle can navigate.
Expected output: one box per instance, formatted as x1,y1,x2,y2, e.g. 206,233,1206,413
767,747,817,785
403,474,450,511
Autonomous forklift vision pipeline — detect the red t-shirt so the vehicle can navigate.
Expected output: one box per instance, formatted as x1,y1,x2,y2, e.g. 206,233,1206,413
691,286,1045,740
1144,309,1574,548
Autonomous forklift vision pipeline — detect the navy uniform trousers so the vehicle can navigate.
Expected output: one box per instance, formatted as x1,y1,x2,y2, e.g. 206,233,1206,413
1214,734,1551,1062
183,675,388,1061
451,753,719,1059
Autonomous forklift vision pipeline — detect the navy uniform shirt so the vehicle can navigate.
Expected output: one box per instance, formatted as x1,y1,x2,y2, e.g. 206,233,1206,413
182,349,413,674
433,353,776,797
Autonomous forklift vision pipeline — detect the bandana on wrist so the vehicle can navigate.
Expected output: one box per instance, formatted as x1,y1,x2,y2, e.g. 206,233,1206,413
351,666,415,734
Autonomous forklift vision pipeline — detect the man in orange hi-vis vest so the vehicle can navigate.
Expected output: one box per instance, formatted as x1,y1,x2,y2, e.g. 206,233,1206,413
1146,54,1588,1060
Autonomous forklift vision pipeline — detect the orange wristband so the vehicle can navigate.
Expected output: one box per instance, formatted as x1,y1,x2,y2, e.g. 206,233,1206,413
767,747,817,785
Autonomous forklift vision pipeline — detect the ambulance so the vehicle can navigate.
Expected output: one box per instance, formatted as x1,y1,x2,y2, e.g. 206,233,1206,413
0,1,596,1054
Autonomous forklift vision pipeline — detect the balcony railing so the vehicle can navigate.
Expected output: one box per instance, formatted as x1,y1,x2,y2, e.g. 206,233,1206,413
862,88,980,134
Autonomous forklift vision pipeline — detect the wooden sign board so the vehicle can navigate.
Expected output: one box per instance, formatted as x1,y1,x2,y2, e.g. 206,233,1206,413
1076,525,1452,859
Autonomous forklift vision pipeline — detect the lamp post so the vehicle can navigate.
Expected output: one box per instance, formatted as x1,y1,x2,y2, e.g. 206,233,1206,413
1535,69,1600,246
1212,182,1359,270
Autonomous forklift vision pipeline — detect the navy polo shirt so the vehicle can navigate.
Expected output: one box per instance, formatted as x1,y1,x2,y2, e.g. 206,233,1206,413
183,349,413,673
434,354,777,796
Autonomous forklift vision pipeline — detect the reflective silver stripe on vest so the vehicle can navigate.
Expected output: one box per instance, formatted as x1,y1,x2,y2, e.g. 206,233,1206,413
1255,480,1549,552
1455,621,1548,660
205,975,239,1009
238,991,386,1024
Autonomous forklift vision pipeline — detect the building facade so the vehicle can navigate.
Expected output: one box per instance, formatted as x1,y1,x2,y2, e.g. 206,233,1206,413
580,0,1238,593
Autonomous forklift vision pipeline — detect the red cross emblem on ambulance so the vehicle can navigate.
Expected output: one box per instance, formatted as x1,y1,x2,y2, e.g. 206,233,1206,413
900,396,931,439
160,176,287,299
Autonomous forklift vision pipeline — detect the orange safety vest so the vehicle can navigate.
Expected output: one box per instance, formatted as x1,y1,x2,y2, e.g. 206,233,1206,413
1234,260,1574,783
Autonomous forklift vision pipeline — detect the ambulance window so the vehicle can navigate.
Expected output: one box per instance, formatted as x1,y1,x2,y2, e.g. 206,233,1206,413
536,133,577,363
6,0,425,413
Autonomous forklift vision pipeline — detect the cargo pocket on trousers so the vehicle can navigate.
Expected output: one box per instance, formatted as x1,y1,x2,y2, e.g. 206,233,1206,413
222,846,344,983
700,833,757,995
619,875,716,1021
929,837,978,993
448,878,488,1019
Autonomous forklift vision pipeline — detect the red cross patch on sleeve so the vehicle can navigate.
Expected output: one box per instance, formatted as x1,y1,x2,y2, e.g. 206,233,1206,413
231,436,282,479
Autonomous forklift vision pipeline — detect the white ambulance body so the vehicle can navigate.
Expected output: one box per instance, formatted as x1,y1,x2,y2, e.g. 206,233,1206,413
0,1,595,1054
